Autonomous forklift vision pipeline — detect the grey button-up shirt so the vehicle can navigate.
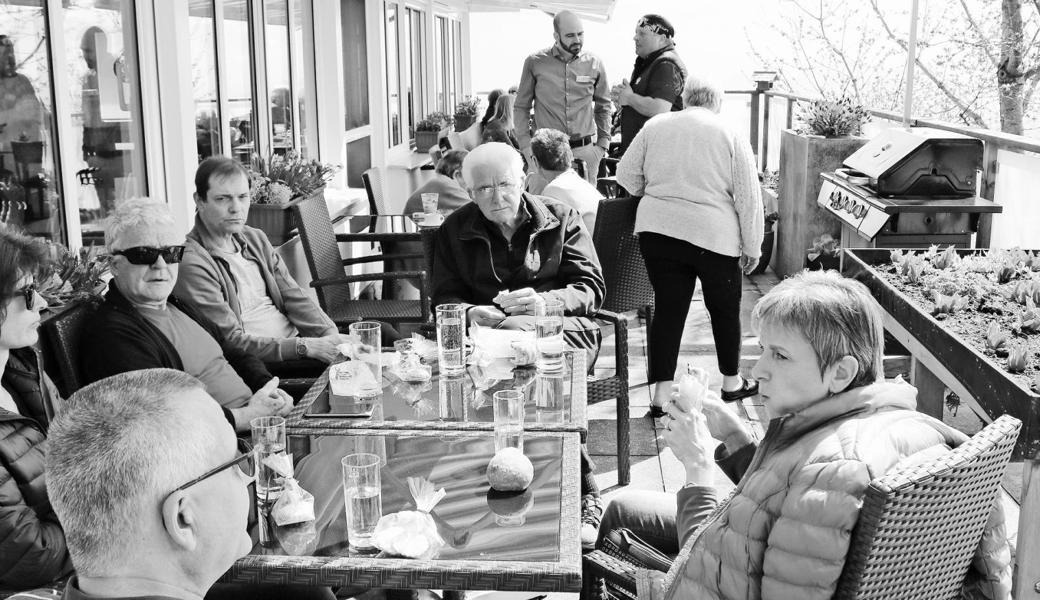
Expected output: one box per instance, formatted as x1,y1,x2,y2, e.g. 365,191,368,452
513,44,612,153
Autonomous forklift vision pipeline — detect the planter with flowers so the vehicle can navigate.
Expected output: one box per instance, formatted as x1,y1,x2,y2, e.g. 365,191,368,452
415,112,452,153
775,95,870,278
246,151,340,245
37,242,111,313
805,233,841,271
453,96,482,132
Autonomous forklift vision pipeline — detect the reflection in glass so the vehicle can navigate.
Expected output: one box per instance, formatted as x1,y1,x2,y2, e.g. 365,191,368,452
342,0,369,131
265,0,292,155
0,1,64,241
66,1,148,244
291,0,310,156
403,7,424,140
433,17,444,113
384,3,401,146
224,0,256,165
190,0,221,162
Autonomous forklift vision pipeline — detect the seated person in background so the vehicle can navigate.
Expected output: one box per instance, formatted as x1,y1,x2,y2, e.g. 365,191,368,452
480,93,520,150
530,128,601,234
402,149,471,216
43,370,334,600
175,156,391,378
597,270,1013,600
0,229,73,590
81,198,291,433
431,142,606,549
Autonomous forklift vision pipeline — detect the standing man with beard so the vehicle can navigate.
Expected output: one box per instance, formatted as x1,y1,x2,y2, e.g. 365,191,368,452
514,10,611,191
613,14,686,155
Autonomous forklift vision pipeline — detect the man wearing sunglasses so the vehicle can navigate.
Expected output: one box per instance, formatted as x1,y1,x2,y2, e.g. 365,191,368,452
43,369,333,600
81,199,292,433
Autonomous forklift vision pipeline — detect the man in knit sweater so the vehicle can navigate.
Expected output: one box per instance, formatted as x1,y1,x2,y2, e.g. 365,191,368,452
617,74,763,414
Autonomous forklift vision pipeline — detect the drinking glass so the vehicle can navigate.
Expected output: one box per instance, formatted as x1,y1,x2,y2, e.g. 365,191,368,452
341,453,382,552
534,371,566,424
421,192,439,215
493,389,525,451
251,416,287,501
535,299,565,372
348,321,382,396
436,304,465,375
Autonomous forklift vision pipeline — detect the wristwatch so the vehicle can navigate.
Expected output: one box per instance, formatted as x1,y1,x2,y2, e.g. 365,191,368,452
295,337,308,358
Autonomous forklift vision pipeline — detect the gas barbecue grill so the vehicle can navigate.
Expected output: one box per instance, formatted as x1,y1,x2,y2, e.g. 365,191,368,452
818,128,1001,249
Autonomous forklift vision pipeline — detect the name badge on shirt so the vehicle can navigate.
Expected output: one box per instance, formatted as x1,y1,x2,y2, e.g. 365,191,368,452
575,75,593,84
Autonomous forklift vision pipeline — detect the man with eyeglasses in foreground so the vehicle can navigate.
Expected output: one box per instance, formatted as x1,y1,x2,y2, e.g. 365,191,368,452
81,199,291,433
38,369,333,600
431,142,607,549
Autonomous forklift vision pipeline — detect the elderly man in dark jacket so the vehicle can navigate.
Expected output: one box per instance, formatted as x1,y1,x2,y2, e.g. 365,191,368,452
80,199,291,433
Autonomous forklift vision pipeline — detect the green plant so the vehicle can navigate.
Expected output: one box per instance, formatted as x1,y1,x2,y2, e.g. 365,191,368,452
986,321,1009,352
797,96,870,137
453,96,482,120
416,111,453,132
36,242,110,307
1007,344,1029,373
248,151,340,206
807,234,840,261
931,291,969,316
931,245,961,270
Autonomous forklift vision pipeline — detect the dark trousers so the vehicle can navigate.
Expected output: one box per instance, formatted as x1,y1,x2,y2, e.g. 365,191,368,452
639,232,743,383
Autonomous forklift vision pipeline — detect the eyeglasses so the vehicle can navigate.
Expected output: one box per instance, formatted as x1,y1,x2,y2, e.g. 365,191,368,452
4,281,38,310
111,245,186,266
170,438,256,495
473,181,519,200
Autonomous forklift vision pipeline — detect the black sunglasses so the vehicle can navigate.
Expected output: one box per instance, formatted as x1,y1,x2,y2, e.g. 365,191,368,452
112,245,186,265
5,281,38,310
170,438,256,495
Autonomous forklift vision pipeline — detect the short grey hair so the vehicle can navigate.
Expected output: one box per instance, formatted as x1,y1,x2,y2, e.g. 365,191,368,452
436,150,468,177
45,370,215,576
751,270,884,390
104,198,177,250
530,128,573,172
682,75,723,112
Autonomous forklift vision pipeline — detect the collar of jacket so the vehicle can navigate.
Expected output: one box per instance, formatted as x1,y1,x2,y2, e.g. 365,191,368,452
105,279,188,317
186,213,247,254
768,379,919,447
456,193,560,243
0,347,50,426
550,44,586,63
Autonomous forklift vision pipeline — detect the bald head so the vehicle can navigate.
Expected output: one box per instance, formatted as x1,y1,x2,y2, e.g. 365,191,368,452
553,10,584,56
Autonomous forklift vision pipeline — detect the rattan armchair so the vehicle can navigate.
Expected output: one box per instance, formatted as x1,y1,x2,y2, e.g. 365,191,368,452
583,414,1021,600
291,191,431,327
40,300,97,398
588,196,655,487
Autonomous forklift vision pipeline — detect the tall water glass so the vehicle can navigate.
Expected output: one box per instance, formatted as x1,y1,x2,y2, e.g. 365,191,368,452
534,371,566,424
436,304,465,375
349,321,382,398
535,299,565,372
341,453,382,552
421,192,439,215
251,416,287,501
493,389,525,451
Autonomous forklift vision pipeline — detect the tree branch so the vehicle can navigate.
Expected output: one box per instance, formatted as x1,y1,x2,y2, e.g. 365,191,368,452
957,0,998,67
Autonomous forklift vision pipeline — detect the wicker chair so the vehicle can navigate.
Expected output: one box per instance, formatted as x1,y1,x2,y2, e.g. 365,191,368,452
40,300,97,398
362,167,391,216
290,191,431,328
583,414,1022,600
588,196,655,487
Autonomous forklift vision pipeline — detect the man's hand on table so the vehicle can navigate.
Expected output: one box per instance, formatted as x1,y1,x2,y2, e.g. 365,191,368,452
494,288,545,316
468,305,506,328
302,334,349,363
231,377,294,432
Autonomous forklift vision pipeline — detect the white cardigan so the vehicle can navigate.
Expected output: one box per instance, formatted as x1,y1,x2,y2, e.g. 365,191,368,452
617,106,763,258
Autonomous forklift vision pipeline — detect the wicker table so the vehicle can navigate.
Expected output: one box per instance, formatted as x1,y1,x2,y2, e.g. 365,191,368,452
285,351,587,440
221,428,583,591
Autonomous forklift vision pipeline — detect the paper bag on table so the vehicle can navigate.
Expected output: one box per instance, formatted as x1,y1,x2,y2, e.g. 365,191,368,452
371,477,447,559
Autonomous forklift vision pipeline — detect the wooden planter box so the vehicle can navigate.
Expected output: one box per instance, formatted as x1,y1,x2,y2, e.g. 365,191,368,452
775,130,867,278
246,188,323,245
842,248,1040,458
454,115,475,132
414,130,440,153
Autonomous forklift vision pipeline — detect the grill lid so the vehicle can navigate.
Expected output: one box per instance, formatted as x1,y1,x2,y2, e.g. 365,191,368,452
843,127,982,198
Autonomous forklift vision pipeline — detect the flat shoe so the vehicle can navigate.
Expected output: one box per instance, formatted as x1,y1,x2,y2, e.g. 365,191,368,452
721,378,759,403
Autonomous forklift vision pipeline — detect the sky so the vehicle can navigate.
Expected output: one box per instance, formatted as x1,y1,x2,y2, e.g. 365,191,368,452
468,0,781,95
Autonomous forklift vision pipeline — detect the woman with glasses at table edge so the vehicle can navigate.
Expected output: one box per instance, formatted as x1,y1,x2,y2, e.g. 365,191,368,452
0,228,74,590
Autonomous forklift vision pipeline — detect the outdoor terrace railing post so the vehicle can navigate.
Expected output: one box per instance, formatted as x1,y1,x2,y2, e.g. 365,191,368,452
786,98,794,130
761,90,772,171
977,142,999,249
749,89,762,169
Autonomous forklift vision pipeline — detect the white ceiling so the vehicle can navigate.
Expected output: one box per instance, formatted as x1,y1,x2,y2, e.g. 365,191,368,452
461,0,617,22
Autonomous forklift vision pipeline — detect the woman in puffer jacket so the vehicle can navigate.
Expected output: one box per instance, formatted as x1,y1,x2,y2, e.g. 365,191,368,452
0,229,73,589
598,270,1012,600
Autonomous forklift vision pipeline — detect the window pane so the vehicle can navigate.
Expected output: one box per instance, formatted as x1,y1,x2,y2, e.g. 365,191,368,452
190,0,221,162
291,0,311,156
224,0,256,165
66,0,148,244
384,2,401,146
407,7,424,137
433,16,444,113
0,1,64,242
265,0,292,156
402,7,413,139
342,0,369,131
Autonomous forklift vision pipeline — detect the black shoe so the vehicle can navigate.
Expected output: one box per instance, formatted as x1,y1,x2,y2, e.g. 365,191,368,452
647,405,666,419
721,377,759,403
580,493,604,551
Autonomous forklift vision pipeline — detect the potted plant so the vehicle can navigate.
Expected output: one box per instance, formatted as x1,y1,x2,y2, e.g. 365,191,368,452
453,96,481,132
246,151,340,244
36,242,111,313
775,95,870,278
805,233,841,271
415,111,452,153
749,211,780,276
